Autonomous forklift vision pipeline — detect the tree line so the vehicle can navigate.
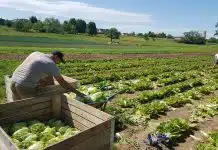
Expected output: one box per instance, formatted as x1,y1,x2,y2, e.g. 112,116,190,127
137,31,173,40
0,16,98,36
1,16,218,45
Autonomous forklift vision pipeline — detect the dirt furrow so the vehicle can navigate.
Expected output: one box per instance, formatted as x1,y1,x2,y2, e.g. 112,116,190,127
0,53,213,61
114,92,218,150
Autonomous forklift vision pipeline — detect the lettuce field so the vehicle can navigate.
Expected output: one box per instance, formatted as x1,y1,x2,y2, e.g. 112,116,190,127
1,55,218,149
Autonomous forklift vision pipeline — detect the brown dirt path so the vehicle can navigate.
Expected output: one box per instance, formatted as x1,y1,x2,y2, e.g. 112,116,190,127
0,53,213,61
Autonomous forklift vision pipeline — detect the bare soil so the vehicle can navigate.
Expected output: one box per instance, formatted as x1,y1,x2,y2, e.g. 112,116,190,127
0,53,213,61
114,92,218,150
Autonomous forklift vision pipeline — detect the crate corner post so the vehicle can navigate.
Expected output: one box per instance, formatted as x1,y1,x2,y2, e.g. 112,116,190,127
51,94,62,119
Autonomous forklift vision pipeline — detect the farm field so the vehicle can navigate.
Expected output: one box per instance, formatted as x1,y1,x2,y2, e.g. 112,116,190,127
2,26,218,149
1,26,218,55
2,0,218,148
1,55,218,149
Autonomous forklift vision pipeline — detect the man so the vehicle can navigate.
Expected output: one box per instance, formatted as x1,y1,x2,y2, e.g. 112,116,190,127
214,53,218,68
11,50,88,101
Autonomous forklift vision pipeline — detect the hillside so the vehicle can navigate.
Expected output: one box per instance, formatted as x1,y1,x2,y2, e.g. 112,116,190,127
0,26,218,54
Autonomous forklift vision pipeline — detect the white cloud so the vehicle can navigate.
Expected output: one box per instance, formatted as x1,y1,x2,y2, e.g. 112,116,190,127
1,0,213,37
0,0,152,25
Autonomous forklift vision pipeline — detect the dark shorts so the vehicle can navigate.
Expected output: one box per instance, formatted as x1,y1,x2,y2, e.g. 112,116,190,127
10,81,37,101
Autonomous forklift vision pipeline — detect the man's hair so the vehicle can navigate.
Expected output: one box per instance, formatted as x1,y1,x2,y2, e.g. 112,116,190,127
52,50,65,63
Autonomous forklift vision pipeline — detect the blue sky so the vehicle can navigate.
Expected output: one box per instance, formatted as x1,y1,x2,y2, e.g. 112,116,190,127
0,0,217,37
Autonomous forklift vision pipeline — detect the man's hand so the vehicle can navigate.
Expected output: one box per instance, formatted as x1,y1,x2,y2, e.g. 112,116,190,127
54,75,92,101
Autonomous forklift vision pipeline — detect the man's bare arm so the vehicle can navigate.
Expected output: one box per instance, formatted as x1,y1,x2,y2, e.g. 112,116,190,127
54,75,86,97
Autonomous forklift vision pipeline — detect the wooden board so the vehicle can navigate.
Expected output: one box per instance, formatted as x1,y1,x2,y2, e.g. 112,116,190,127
4,75,13,102
0,96,51,112
109,118,115,149
61,109,96,128
0,127,19,150
62,96,113,121
52,94,61,119
68,129,111,150
0,108,52,125
0,101,51,118
61,102,104,124
61,113,88,131
46,119,113,150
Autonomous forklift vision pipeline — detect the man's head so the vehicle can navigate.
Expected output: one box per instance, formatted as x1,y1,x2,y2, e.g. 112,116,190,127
51,50,65,64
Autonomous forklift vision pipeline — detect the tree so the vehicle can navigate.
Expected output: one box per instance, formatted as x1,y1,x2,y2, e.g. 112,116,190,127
144,33,149,41
207,37,218,43
29,16,38,24
32,21,44,32
68,18,77,34
167,34,174,39
69,25,77,34
181,31,206,45
69,18,77,26
43,17,63,33
105,28,121,43
76,19,86,33
5,20,12,27
13,19,32,32
215,22,218,36
137,33,143,37
63,20,77,34
129,32,135,36
0,18,5,25
148,31,156,41
63,20,70,33
157,32,166,38
87,22,97,36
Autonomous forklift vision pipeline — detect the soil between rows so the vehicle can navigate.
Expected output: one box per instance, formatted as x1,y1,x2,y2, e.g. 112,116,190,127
113,91,218,150
0,53,213,61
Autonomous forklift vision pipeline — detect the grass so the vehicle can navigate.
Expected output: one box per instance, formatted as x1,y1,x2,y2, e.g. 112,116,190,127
0,26,218,54
0,45,217,54
0,60,20,102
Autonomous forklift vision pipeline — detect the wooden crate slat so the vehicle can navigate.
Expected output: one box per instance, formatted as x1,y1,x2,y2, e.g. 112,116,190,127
62,102,104,125
0,92,115,150
109,117,115,149
45,119,113,150
62,97,113,121
0,108,52,125
0,101,51,118
0,127,19,150
52,94,61,119
4,76,13,102
0,96,51,112
60,113,88,131
68,129,111,150
61,108,96,128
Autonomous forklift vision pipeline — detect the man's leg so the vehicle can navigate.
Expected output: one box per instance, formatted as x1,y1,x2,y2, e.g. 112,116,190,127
15,84,37,100
215,61,218,68
10,81,21,101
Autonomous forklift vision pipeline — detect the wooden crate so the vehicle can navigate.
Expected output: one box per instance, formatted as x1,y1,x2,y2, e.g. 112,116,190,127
4,75,80,102
0,94,115,150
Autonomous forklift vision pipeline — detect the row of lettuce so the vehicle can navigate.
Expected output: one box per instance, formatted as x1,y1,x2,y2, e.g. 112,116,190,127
1,57,218,149
60,57,218,148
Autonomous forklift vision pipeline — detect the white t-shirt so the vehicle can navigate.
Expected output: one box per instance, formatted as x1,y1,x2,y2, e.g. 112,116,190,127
12,51,60,88
215,54,218,64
